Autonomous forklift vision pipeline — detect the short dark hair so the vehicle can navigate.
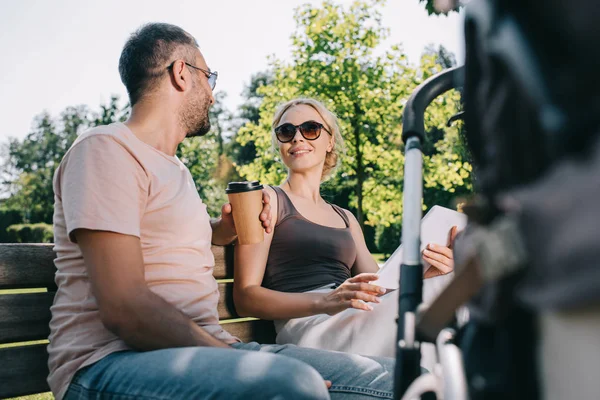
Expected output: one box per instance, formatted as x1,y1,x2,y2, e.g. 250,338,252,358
119,23,199,106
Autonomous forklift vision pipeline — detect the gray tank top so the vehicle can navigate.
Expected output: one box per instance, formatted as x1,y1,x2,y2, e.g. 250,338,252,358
262,186,357,293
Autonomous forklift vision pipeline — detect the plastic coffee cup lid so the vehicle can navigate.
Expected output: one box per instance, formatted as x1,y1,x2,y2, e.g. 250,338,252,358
226,181,264,194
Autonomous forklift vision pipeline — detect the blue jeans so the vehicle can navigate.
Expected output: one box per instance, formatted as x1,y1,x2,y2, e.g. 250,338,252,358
64,342,395,399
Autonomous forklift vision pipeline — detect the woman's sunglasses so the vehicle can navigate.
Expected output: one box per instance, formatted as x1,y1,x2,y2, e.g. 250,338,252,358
274,121,331,143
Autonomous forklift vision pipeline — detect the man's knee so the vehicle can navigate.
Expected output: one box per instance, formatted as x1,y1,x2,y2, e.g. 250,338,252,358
235,352,330,400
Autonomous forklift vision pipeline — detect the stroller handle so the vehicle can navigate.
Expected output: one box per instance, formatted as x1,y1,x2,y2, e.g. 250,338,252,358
395,65,465,399
402,65,464,143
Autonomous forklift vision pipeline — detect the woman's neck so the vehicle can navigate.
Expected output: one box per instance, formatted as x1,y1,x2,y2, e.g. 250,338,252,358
284,172,323,204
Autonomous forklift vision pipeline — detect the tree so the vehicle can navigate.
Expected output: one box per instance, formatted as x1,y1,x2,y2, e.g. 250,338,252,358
423,44,457,69
209,91,232,156
238,71,274,125
418,51,472,211
2,92,234,226
237,0,415,229
235,1,472,230
418,0,461,15
1,96,127,223
235,0,472,244
177,91,233,217
227,71,275,171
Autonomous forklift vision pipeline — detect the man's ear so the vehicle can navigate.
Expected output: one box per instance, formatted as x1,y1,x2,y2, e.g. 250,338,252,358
169,60,189,92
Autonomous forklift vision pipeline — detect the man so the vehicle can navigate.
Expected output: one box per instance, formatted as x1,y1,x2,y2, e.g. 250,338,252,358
48,23,395,400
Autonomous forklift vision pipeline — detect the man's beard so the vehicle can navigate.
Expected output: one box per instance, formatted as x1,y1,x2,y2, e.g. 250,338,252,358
181,91,211,138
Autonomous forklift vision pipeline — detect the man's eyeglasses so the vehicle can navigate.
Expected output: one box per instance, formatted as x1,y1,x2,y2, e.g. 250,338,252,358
274,121,331,143
167,61,218,90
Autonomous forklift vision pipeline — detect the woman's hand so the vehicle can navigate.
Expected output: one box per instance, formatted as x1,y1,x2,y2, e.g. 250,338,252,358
423,225,458,279
316,273,386,316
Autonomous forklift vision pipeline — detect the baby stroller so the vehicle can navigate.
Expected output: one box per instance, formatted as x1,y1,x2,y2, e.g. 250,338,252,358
393,0,600,399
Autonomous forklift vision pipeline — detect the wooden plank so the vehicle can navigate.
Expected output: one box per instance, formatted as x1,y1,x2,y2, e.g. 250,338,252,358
0,244,57,290
217,282,238,320
223,319,276,344
212,244,235,280
0,244,233,289
0,319,276,398
0,344,50,398
0,283,239,345
0,293,54,344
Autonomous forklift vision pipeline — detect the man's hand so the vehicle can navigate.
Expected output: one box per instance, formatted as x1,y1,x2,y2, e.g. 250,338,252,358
213,189,273,245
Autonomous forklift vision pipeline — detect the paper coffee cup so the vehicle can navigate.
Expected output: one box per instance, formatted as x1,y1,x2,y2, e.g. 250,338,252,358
226,181,265,245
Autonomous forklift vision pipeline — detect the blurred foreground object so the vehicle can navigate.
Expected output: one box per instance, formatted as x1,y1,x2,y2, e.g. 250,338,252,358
415,0,600,399
434,0,462,14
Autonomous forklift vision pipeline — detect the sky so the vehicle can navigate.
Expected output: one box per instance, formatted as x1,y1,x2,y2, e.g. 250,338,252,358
0,0,464,144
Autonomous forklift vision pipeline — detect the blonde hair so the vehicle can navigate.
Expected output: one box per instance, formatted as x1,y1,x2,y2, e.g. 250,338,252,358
272,98,345,181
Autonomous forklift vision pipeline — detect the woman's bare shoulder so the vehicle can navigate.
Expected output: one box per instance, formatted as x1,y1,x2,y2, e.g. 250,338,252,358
340,208,358,222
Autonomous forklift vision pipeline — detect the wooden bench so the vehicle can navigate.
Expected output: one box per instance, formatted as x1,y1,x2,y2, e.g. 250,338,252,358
0,243,276,399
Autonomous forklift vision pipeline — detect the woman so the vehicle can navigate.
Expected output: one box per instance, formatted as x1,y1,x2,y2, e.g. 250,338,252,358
233,98,459,368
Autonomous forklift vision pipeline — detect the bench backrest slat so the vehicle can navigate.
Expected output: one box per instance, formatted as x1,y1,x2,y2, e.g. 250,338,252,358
0,283,241,345
0,292,54,343
0,344,51,399
0,244,57,290
0,244,232,290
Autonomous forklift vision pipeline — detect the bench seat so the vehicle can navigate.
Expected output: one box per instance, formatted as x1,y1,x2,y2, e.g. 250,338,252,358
0,243,276,399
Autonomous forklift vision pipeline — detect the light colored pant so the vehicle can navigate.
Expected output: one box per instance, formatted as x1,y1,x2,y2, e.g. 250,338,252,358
275,276,468,372
63,342,395,400
539,303,600,400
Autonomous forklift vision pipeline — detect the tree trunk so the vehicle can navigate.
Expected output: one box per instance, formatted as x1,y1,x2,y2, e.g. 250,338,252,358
216,121,224,156
353,106,364,230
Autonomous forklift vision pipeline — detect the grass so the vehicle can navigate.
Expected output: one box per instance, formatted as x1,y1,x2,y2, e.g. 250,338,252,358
6,394,54,400
0,339,48,349
0,288,47,295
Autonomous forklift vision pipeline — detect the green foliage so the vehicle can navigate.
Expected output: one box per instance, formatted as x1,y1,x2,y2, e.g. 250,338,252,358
235,0,472,239
178,135,227,218
1,96,127,224
177,91,233,217
1,91,235,231
0,206,21,242
6,223,54,243
375,222,402,257
237,0,413,228
0,2,473,254
227,71,274,171
418,51,473,210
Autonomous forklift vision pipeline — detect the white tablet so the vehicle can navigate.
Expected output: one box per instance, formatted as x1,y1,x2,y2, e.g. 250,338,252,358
375,205,467,289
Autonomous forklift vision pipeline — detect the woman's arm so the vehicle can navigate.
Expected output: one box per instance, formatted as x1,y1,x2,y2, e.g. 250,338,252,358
233,186,322,320
344,210,380,275
233,238,327,319
234,241,384,318
233,187,382,320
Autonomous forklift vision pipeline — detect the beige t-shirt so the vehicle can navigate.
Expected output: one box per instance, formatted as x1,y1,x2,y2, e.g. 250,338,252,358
48,122,236,400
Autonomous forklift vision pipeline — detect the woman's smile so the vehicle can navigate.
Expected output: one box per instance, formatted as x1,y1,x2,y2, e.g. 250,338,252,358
288,147,314,157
